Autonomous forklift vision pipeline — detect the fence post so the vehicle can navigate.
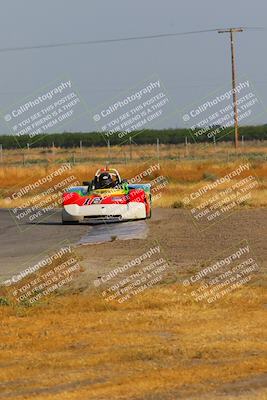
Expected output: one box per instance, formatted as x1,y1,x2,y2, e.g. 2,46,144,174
185,136,188,157
157,138,160,162
129,136,132,160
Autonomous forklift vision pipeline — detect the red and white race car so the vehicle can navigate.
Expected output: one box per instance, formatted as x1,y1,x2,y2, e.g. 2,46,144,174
62,168,151,223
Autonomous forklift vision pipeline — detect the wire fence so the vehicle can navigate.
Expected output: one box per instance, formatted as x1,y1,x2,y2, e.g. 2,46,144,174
0,140,266,167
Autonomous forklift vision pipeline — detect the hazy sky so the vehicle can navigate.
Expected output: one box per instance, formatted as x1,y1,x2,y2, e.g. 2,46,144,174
0,0,266,133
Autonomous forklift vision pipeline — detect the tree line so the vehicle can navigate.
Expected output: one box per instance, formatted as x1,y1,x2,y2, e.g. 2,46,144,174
0,126,266,149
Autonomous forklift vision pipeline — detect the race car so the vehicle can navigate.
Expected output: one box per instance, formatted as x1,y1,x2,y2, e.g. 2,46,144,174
62,167,152,223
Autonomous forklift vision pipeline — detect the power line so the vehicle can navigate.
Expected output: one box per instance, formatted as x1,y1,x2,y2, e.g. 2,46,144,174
2,80,267,96
0,26,264,53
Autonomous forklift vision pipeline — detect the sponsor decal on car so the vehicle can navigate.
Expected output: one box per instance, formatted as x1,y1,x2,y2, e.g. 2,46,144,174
111,196,124,202
92,197,102,204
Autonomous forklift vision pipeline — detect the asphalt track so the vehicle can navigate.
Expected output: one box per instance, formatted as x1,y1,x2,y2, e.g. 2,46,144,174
0,209,84,277
0,208,148,281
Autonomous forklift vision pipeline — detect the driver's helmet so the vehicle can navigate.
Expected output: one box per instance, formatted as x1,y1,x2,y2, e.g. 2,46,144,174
98,172,113,188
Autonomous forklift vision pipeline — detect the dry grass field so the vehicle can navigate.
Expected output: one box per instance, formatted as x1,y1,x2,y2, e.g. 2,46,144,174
0,283,267,400
0,142,266,208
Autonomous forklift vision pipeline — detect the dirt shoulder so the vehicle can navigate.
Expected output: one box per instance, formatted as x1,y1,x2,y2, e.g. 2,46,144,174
76,207,267,288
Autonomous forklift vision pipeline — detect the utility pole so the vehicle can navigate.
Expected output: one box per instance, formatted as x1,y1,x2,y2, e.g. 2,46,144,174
218,28,243,149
